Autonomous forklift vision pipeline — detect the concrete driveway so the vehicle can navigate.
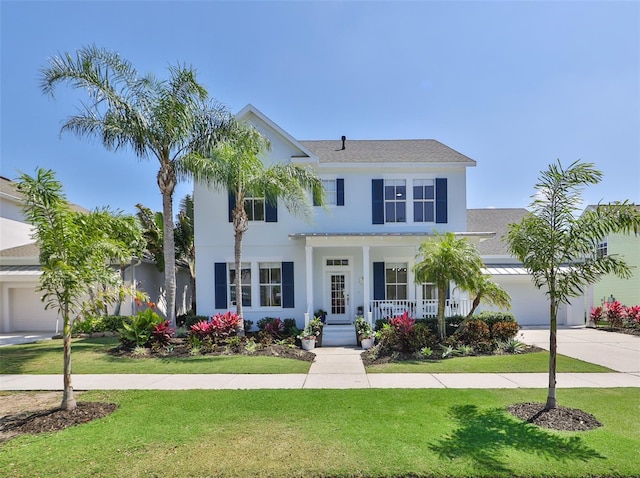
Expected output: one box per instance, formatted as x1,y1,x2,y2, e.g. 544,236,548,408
519,327,640,373
0,332,54,347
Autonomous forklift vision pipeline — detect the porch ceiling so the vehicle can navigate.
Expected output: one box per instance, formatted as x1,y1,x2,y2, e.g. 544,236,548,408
289,231,494,248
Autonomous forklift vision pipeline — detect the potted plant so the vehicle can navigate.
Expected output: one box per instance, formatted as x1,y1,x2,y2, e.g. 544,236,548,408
355,317,375,349
309,316,324,347
297,326,318,351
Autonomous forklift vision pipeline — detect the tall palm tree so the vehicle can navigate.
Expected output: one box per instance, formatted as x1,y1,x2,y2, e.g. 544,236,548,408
40,45,230,326
193,120,325,335
508,160,640,410
413,232,483,340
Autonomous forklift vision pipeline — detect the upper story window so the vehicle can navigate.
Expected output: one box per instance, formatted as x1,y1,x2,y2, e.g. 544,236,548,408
244,194,265,222
413,179,435,223
596,239,608,258
385,262,408,300
384,179,406,223
259,262,282,307
322,179,337,205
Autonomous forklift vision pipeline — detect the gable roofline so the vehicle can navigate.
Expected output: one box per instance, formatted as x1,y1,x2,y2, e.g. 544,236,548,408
236,104,319,162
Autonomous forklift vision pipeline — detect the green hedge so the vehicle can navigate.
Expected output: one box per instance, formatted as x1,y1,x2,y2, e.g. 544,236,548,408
72,315,128,334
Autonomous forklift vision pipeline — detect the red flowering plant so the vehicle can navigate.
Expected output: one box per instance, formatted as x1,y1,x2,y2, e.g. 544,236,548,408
151,320,175,347
605,301,625,328
389,311,416,352
589,306,604,326
625,305,640,327
190,311,242,342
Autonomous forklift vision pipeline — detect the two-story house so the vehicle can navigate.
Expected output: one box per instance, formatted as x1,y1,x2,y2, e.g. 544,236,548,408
195,105,569,338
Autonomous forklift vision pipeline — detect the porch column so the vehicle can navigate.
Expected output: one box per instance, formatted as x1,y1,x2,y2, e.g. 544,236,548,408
305,245,313,317
362,245,370,316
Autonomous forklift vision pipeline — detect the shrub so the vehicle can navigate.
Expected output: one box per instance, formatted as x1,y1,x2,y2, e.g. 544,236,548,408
265,318,285,338
189,311,242,342
419,316,465,337
151,320,175,347
604,301,625,328
119,308,164,348
243,320,254,334
590,306,604,324
181,315,210,328
283,318,299,337
457,319,490,347
475,311,517,328
495,338,527,354
625,305,640,328
72,315,125,334
490,321,519,342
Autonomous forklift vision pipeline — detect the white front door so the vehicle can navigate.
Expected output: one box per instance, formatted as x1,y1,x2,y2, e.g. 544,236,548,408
325,271,351,324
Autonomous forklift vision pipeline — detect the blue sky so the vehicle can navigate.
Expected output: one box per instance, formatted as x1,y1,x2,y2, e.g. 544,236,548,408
1,1,638,216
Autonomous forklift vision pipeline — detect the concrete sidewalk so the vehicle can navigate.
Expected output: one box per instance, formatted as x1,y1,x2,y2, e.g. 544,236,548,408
1,327,638,391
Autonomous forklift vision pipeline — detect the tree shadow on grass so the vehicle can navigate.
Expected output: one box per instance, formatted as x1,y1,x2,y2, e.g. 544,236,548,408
429,404,605,475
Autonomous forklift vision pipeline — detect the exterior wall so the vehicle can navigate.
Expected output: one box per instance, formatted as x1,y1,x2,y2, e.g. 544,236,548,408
592,233,640,307
479,275,553,326
0,281,60,333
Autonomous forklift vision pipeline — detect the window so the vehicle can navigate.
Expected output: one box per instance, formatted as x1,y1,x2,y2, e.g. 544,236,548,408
229,263,251,307
384,179,406,223
326,258,349,266
422,283,437,300
596,240,608,258
244,194,265,221
259,262,281,307
322,179,337,206
413,179,435,222
385,262,408,300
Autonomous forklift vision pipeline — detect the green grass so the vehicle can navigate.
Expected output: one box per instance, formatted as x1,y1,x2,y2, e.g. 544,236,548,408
0,337,310,374
366,351,613,373
1,388,638,477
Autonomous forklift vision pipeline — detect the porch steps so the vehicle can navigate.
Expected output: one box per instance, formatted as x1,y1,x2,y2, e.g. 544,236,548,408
321,324,357,347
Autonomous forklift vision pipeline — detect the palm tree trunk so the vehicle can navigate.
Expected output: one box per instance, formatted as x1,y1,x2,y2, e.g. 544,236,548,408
234,226,245,336
437,285,447,340
61,304,76,411
159,162,177,327
546,299,558,410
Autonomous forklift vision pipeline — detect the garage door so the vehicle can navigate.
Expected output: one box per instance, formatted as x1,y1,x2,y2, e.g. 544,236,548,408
8,286,59,332
480,276,552,326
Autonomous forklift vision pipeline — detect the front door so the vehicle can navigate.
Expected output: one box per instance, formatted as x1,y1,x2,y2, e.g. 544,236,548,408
325,272,351,324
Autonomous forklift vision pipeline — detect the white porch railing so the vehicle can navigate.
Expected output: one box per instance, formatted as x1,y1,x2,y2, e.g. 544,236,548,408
369,299,472,323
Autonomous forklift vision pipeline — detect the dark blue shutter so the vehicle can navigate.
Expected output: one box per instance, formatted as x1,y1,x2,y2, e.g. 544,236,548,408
372,179,384,224
282,261,294,308
336,178,345,206
265,197,278,222
214,262,227,309
228,191,236,223
373,262,385,300
435,178,448,224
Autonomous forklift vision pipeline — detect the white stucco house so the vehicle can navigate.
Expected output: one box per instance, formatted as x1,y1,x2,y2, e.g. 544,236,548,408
194,105,584,339
0,176,192,333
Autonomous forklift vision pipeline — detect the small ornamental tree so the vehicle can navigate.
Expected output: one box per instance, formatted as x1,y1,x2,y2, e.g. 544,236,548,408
507,160,640,410
17,168,143,410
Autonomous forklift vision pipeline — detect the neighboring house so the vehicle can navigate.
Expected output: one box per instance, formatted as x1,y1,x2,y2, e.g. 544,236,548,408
0,176,191,333
587,204,640,308
195,105,563,333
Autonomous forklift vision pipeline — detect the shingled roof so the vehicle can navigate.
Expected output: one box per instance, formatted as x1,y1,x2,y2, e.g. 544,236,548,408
299,139,476,165
467,208,529,256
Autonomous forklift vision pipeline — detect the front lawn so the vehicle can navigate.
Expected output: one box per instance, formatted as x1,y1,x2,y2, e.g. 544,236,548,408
0,337,311,374
1,388,638,477
365,351,612,373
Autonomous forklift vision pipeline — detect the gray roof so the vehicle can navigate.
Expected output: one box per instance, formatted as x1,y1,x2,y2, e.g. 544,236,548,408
299,139,476,165
467,208,529,255
0,242,39,258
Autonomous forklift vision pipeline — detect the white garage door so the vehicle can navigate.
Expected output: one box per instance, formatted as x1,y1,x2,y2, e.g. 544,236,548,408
480,276,552,326
8,286,59,332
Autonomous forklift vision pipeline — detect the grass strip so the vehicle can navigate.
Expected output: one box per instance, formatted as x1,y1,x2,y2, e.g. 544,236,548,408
0,388,637,477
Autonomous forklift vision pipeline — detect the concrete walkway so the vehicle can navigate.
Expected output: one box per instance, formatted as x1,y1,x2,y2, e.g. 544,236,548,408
1,327,639,390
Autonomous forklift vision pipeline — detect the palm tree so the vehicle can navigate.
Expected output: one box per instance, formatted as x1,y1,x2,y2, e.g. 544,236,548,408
195,120,324,335
135,204,165,271
40,45,231,326
413,232,484,340
461,274,511,321
18,168,143,410
507,160,640,410
175,194,196,313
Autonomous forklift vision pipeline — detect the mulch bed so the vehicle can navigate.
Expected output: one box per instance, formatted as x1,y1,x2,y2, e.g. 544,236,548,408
0,402,118,444
507,402,602,431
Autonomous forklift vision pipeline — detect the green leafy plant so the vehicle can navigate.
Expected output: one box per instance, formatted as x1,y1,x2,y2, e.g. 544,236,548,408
455,344,475,356
119,307,164,348
490,321,519,342
496,338,527,355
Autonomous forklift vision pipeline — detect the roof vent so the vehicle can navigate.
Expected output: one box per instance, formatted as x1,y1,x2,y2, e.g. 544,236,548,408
341,135,346,150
